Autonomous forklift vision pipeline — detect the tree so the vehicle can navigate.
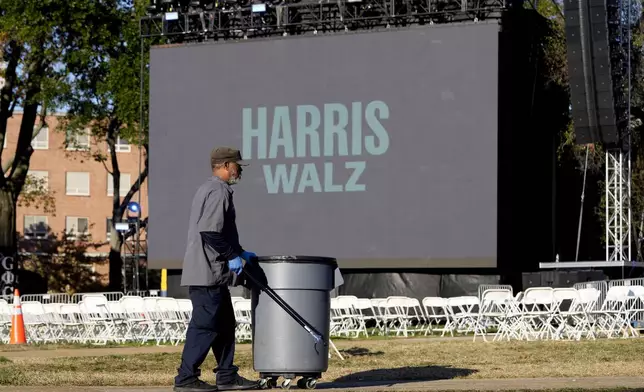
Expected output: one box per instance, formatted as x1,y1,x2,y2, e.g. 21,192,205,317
624,5,644,261
0,0,123,270
19,228,107,294
61,0,150,291
527,0,606,261
16,172,56,216
533,0,644,261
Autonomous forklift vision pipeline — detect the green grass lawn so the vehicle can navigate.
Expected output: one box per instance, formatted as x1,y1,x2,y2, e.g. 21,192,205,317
0,338,643,387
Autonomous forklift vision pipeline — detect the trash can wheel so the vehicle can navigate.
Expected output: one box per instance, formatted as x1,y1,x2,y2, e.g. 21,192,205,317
259,377,278,389
297,377,317,390
280,378,293,389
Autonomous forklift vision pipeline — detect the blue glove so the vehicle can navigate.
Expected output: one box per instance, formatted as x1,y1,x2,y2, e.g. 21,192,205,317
228,257,243,275
241,251,257,263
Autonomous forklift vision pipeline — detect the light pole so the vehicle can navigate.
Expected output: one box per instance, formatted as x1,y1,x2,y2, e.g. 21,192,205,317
126,201,142,292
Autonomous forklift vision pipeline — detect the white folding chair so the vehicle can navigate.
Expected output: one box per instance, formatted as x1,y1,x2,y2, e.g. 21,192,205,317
422,297,450,337
354,298,380,336
155,298,186,345
0,300,12,343
58,304,86,343
119,296,158,343
596,286,635,338
233,299,253,342
474,289,513,342
382,297,415,337
551,288,582,340
518,287,556,341
575,287,601,340
22,301,56,343
445,296,479,336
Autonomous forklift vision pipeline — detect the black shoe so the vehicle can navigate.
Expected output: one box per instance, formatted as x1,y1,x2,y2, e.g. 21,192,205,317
217,375,259,391
174,379,218,392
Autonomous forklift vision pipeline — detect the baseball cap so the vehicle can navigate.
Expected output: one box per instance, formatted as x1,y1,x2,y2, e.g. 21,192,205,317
210,147,247,166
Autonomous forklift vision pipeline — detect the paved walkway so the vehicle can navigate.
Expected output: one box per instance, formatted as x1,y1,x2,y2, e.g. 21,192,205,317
1,377,644,391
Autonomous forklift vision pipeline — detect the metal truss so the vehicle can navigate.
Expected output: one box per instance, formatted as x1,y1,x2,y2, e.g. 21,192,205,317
604,0,633,264
122,225,149,293
141,0,506,40
605,148,632,263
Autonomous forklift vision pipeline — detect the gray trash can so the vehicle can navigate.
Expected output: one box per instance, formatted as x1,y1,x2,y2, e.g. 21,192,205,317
250,255,337,390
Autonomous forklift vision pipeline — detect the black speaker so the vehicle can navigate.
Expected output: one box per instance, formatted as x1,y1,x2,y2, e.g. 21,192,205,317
522,272,542,290
564,0,628,147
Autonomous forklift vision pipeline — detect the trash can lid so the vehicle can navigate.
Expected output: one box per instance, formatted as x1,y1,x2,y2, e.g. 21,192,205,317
254,255,338,267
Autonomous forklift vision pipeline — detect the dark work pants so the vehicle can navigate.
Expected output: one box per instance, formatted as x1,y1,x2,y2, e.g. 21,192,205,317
175,285,239,386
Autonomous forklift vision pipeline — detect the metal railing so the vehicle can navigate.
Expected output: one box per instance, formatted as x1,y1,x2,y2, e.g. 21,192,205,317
573,280,609,312
478,284,513,299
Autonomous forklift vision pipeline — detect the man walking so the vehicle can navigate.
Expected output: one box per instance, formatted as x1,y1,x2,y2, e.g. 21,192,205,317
174,147,259,392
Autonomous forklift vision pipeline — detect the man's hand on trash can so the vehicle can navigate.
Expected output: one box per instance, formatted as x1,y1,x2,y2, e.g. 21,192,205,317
228,256,244,275
241,251,257,264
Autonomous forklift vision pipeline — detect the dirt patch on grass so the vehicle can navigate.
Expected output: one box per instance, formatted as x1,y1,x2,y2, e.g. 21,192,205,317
1,339,643,386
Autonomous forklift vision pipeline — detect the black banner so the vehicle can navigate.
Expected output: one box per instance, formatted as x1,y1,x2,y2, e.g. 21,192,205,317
0,247,16,297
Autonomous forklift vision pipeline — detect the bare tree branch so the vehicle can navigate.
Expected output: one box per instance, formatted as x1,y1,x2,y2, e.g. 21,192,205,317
34,109,49,135
0,40,21,121
9,45,47,199
7,98,17,119
105,118,122,214
100,159,112,175
118,144,148,216
2,162,10,176
2,111,48,177
0,40,22,187
632,106,644,122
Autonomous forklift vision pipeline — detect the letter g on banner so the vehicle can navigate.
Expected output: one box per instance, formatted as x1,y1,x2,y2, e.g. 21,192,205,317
0,252,15,297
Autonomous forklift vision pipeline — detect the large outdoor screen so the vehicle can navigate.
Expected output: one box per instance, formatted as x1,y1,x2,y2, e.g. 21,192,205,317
148,22,500,269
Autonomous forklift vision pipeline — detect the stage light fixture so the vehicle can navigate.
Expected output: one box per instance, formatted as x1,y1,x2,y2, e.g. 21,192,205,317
148,0,180,15
165,11,180,20
142,0,507,39
115,222,130,232
252,3,267,12
128,202,141,214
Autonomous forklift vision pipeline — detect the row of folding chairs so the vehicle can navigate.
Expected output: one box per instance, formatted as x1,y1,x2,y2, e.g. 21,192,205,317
331,296,425,338
330,295,487,338
6,286,644,345
0,294,254,345
329,286,644,341
331,295,501,338
476,286,644,342
0,293,445,344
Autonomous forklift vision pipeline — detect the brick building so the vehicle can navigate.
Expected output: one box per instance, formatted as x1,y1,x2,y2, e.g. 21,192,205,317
1,113,148,281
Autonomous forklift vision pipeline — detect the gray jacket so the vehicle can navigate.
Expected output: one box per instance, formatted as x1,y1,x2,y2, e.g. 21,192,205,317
180,176,243,287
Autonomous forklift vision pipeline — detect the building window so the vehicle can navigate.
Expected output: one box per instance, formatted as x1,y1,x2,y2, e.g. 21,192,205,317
66,172,90,196
24,215,48,239
107,173,131,197
106,217,113,241
65,216,90,240
25,170,49,192
31,126,49,150
66,128,90,151
114,137,131,153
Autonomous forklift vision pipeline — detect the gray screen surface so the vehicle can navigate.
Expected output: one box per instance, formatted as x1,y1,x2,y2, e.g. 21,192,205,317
149,22,499,269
